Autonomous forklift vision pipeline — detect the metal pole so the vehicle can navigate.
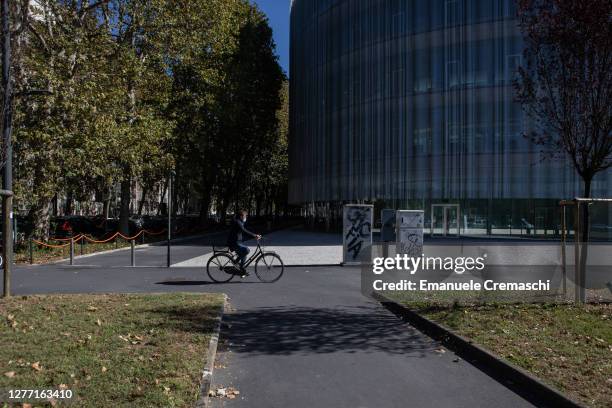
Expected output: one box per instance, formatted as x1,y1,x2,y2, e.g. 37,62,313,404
131,239,135,267
561,206,566,296
167,171,173,268
80,236,84,255
2,0,13,297
574,202,581,304
69,238,74,266
29,238,33,264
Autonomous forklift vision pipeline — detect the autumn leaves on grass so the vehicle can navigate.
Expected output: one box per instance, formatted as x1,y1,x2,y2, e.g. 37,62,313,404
1,293,224,408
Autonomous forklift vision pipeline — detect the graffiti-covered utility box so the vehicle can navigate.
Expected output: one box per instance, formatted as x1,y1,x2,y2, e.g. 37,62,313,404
396,210,424,257
380,209,396,242
343,204,373,265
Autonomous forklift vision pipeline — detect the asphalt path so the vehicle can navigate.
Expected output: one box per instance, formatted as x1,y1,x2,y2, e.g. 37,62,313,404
3,234,540,408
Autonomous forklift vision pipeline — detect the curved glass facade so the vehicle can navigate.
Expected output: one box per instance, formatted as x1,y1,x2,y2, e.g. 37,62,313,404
289,0,610,232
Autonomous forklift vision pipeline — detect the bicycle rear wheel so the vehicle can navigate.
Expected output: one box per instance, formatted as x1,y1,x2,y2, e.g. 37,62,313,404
254,252,284,282
207,253,236,283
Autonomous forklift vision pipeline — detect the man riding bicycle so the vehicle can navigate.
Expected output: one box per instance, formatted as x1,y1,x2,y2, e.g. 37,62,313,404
227,210,262,277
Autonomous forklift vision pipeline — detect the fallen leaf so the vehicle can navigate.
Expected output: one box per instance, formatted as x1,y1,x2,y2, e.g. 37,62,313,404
87,306,97,311
96,319,102,326
4,371,15,378
31,362,42,371
101,366,107,373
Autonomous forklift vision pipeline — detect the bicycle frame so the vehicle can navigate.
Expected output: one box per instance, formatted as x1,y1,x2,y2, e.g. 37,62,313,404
213,242,265,268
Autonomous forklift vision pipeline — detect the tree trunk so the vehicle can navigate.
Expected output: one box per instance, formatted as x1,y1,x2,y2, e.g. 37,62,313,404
52,194,58,216
103,193,111,220
182,190,189,215
28,196,51,240
137,185,148,216
119,175,131,235
157,181,168,216
64,190,73,215
199,195,211,225
218,200,229,224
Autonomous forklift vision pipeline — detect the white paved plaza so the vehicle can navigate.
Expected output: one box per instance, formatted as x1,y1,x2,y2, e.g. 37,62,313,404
172,227,343,267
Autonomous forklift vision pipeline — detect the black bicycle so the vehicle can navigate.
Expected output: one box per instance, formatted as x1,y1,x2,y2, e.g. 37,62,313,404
206,239,284,283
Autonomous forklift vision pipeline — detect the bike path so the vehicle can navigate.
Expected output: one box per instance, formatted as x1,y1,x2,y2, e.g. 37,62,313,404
7,262,535,408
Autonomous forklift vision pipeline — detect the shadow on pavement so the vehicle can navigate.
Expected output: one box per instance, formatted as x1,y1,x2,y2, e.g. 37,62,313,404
155,280,261,286
155,305,438,356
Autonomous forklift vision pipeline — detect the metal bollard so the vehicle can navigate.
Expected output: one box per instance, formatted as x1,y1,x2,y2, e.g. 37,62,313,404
29,239,33,264
69,238,74,265
80,237,84,255
131,239,135,267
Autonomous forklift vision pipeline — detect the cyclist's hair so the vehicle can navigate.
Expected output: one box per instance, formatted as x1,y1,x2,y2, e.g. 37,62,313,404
237,209,248,217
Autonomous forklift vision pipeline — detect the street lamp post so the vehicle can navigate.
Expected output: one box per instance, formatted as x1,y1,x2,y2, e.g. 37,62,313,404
1,0,13,297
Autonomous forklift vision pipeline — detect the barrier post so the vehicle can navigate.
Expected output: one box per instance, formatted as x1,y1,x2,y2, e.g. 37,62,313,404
29,238,33,264
69,238,74,265
115,235,118,249
141,231,145,244
167,170,174,268
131,239,135,267
80,236,84,256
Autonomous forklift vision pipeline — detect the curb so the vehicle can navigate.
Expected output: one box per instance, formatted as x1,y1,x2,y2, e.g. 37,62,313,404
195,294,227,408
372,292,586,408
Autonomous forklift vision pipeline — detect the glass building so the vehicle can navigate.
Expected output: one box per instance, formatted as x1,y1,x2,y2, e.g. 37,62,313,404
289,0,611,235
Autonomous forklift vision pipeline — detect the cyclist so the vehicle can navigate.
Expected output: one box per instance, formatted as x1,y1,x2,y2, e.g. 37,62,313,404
227,210,262,277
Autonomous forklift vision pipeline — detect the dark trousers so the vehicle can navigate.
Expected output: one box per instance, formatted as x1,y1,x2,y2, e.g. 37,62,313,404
230,243,250,269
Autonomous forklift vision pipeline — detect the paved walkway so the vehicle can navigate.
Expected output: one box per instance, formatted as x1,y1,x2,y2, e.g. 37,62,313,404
7,239,538,408
172,228,343,267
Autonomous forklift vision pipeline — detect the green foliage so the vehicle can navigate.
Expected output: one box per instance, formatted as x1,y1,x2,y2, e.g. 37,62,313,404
8,0,285,239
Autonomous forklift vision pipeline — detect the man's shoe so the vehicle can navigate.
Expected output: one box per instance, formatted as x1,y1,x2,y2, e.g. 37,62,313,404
240,268,250,278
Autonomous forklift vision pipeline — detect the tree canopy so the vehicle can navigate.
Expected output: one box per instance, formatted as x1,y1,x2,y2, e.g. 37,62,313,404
2,0,287,239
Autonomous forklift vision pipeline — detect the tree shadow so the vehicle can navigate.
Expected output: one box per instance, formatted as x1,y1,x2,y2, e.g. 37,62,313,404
155,280,261,286
153,305,439,357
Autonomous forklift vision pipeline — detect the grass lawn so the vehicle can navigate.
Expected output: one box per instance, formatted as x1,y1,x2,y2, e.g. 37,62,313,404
389,292,611,408
14,236,164,265
0,293,225,407
15,240,134,264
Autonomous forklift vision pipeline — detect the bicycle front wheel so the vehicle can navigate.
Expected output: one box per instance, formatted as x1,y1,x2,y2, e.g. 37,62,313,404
254,252,284,283
207,253,235,283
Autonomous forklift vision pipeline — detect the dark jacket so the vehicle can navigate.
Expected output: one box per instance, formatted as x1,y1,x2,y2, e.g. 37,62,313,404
227,218,256,247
